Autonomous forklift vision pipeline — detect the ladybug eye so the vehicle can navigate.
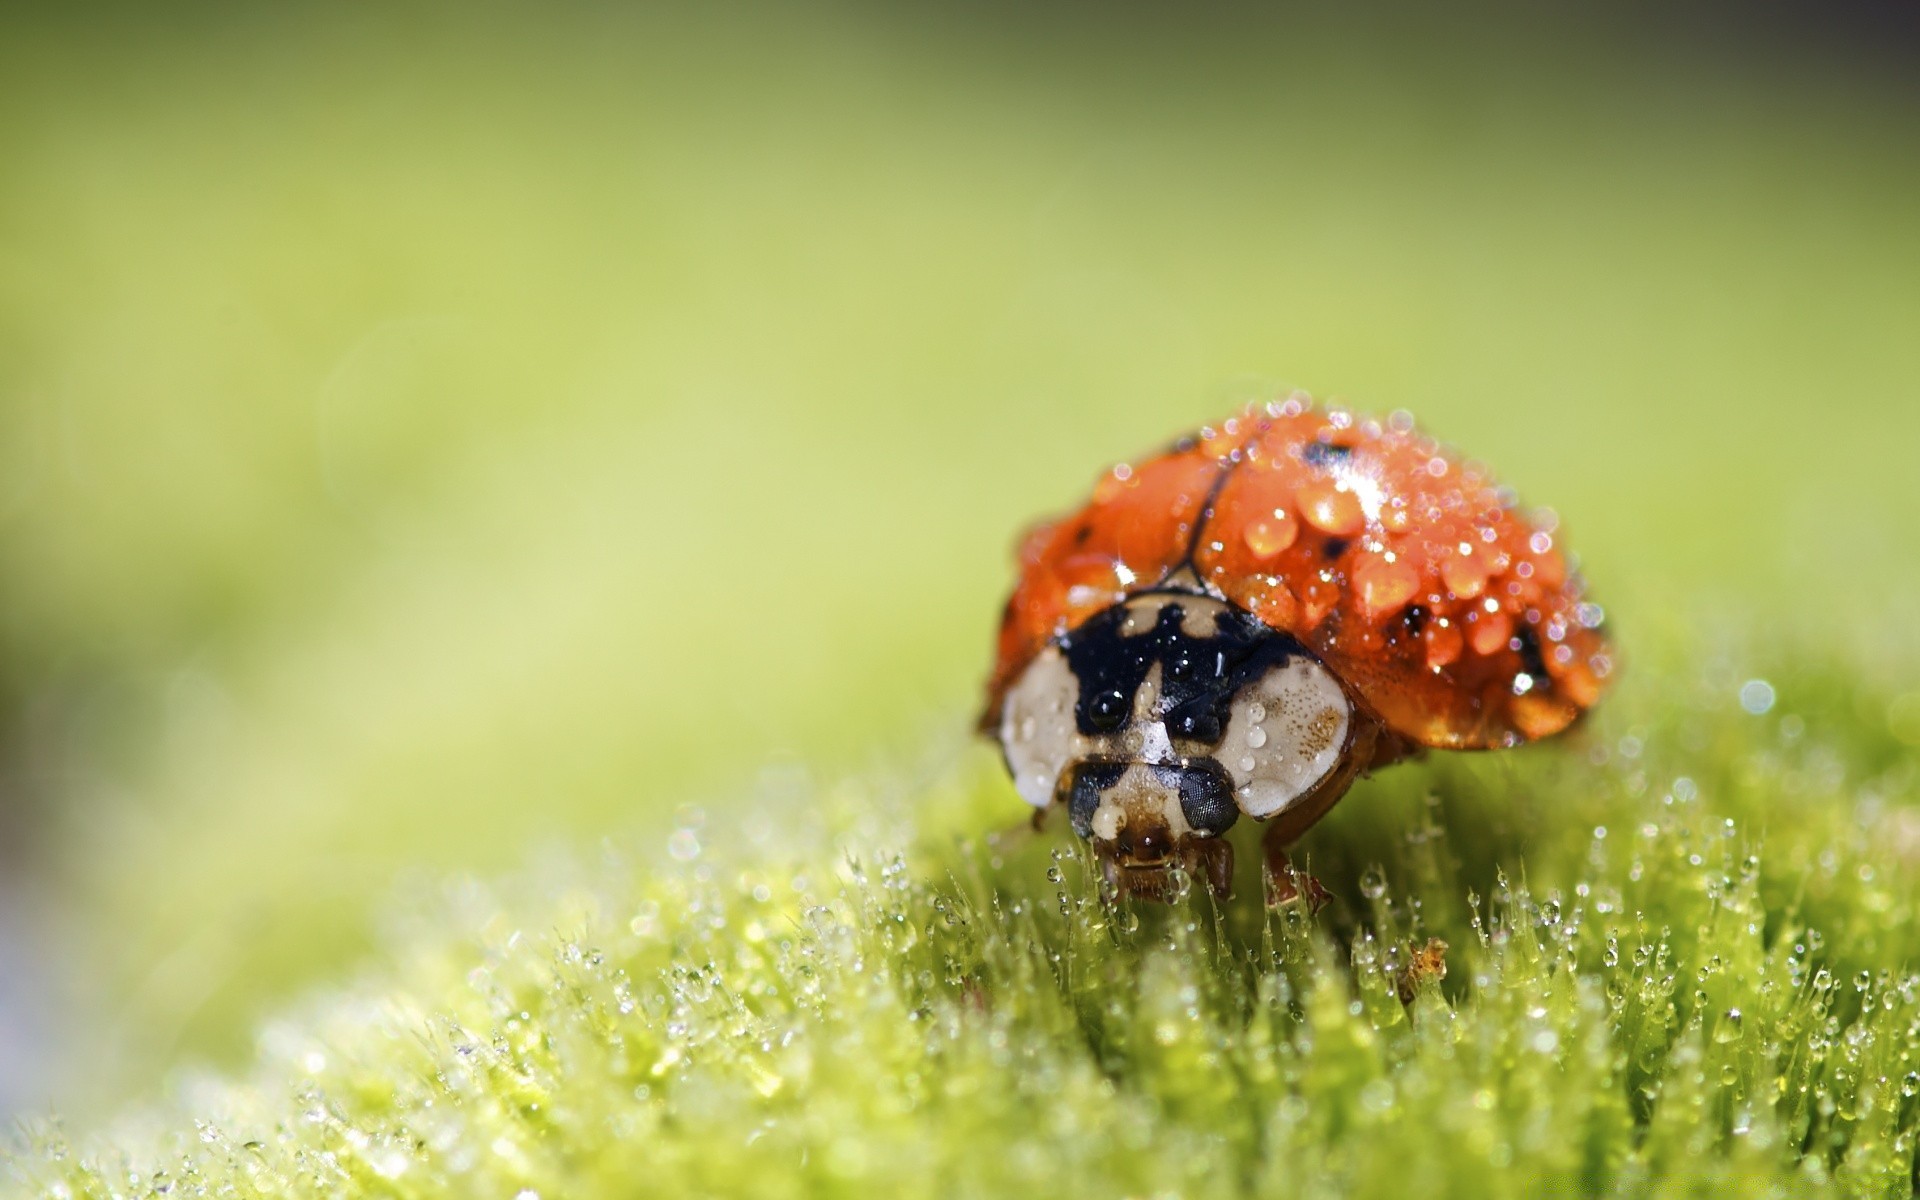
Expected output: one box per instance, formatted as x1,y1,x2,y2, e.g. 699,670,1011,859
1066,761,1125,838
1088,689,1131,731
1174,761,1239,836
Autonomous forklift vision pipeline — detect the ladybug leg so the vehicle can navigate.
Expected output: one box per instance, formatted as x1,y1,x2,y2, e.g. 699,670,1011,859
1261,822,1331,912
1191,836,1235,901
1258,710,1399,911
1255,742,1359,912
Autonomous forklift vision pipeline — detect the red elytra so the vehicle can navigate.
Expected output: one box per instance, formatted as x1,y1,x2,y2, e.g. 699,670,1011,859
982,397,1612,753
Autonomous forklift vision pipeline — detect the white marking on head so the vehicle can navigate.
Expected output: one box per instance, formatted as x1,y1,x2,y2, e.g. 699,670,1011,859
1087,763,1192,846
1136,721,1175,765
1221,656,1353,817
1119,591,1223,639
998,646,1081,808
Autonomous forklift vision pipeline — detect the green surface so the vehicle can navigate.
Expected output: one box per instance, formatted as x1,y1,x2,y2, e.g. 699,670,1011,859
1,3,1919,1185
11,651,1920,1196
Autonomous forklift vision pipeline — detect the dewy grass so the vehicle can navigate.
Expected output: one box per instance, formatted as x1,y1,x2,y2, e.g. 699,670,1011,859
9,638,1920,1198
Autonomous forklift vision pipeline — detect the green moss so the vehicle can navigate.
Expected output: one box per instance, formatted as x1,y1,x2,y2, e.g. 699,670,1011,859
10,642,1920,1197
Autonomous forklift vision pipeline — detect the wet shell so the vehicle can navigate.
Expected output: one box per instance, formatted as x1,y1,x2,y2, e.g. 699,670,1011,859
983,396,1613,750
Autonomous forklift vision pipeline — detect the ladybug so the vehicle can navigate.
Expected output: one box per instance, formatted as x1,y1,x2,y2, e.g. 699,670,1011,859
982,395,1612,902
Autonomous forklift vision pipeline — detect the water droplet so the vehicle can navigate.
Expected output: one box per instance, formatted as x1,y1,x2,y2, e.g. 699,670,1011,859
1358,866,1388,900
1441,551,1490,600
1246,726,1269,750
1243,510,1298,558
1739,679,1776,715
372,1148,412,1180
1468,609,1513,657
1354,556,1419,618
1423,619,1464,669
1295,480,1364,537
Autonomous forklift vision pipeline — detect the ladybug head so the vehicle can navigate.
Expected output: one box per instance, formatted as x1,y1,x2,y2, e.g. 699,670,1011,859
995,590,1362,898
1062,758,1238,897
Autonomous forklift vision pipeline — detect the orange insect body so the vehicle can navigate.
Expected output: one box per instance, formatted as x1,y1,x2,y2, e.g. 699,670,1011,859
983,396,1612,902
985,397,1611,752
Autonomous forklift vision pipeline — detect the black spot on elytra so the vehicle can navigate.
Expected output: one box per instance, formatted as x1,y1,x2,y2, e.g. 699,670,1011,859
1514,625,1551,686
1073,523,1093,546
1057,597,1310,745
1322,538,1349,560
1302,441,1354,468
1402,604,1429,635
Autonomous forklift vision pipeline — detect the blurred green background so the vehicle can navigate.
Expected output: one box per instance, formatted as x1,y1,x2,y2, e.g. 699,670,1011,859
1,2,1916,1114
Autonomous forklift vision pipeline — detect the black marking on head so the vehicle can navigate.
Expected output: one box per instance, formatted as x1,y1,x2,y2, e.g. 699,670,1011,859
1167,760,1238,837
1514,625,1550,687
1057,599,1309,746
1302,441,1353,468
1322,537,1350,560
1067,761,1126,837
